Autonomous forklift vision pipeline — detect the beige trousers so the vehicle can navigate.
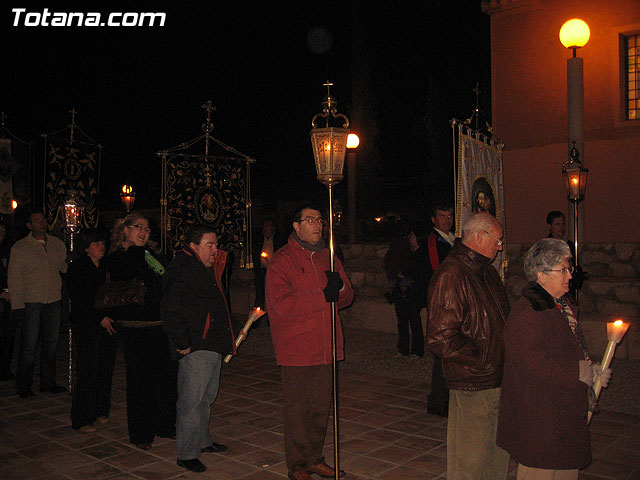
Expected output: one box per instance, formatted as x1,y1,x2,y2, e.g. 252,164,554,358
447,388,509,480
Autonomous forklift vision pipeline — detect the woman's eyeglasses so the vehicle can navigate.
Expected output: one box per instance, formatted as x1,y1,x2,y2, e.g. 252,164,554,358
129,224,151,233
544,266,574,275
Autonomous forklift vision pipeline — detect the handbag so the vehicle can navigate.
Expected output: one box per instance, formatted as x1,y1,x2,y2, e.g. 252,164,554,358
95,272,147,310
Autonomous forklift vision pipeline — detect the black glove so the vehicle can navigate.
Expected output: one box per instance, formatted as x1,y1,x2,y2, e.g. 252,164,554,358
323,271,343,303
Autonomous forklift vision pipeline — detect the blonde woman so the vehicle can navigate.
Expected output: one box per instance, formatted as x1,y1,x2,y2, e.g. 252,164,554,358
107,214,176,450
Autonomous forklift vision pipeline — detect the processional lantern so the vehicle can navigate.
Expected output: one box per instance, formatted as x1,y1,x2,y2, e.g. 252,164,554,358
310,82,350,186
309,81,351,480
63,189,83,252
121,184,135,212
562,142,588,202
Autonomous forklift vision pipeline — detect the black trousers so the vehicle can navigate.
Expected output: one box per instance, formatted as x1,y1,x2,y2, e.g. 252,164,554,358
0,299,16,376
395,297,424,356
71,321,118,429
119,325,177,444
427,354,449,410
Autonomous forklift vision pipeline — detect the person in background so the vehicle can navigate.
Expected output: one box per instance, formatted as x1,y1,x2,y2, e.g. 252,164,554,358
422,203,455,417
9,211,68,398
546,210,584,298
68,229,118,433
252,217,285,328
0,221,16,380
107,213,176,450
497,238,611,479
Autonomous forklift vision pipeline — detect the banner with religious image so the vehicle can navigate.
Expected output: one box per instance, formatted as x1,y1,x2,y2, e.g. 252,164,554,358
455,128,507,277
163,154,246,254
44,137,101,229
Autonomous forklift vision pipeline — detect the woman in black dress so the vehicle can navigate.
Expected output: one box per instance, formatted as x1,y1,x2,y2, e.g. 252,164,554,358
107,213,176,449
68,229,118,433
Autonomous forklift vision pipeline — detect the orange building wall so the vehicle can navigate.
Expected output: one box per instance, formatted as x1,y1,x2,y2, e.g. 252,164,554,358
486,0,640,243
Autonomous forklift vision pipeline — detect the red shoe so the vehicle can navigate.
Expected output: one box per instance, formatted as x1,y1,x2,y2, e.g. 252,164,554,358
307,462,346,478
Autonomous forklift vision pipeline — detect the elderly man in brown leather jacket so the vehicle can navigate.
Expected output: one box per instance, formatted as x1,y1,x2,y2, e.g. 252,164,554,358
427,212,510,480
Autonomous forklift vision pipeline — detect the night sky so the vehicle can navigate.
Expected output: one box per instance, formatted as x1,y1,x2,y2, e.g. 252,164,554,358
4,1,490,220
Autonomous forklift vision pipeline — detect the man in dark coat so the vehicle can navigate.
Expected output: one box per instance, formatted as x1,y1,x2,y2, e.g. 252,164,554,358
423,203,455,417
427,212,510,480
162,224,236,474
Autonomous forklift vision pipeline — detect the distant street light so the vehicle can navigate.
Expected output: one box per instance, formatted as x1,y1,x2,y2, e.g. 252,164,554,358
346,133,359,243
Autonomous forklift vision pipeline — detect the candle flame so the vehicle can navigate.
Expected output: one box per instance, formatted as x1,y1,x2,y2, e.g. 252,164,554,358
614,319,623,326
261,252,268,258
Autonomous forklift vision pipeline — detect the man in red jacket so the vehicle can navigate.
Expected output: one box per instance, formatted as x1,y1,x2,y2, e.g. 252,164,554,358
266,204,354,480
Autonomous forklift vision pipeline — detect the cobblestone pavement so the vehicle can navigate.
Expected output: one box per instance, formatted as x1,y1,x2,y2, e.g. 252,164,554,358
0,325,638,479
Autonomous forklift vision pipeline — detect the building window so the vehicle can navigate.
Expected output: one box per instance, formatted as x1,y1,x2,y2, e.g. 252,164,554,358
625,34,640,120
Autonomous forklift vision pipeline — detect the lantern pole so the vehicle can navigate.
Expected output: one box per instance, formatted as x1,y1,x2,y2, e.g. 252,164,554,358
310,82,350,480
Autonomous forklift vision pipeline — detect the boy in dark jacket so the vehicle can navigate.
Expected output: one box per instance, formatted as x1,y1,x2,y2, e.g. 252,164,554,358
162,224,236,473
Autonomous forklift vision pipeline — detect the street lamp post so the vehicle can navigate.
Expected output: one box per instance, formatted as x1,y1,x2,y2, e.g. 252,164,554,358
346,134,360,244
310,82,350,480
560,18,590,304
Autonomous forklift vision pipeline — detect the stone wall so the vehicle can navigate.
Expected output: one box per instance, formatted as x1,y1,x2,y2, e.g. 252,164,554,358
229,242,640,359
338,242,640,360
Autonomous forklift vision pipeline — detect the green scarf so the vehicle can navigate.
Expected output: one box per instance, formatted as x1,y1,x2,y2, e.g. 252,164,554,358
144,250,165,275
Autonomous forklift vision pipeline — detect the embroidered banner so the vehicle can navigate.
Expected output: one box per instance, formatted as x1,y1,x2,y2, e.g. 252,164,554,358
456,130,507,276
164,155,245,254
44,137,100,229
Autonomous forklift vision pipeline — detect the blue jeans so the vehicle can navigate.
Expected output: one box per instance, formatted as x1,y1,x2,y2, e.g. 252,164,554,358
176,350,222,460
15,301,62,392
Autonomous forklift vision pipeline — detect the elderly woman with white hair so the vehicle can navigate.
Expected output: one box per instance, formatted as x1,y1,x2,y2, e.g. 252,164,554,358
497,238,611,480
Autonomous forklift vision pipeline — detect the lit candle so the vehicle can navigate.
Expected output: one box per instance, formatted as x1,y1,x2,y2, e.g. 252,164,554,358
588,319,630,423
224,307,266,363
261,252,268,258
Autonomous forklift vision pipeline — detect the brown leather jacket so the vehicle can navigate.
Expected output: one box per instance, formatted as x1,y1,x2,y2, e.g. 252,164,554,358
426,239,509,391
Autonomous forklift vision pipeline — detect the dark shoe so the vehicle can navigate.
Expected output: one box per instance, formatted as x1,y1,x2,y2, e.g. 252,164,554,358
308,462,345,478
427,404,449,417
177,458,206,473
39,384,67,394
18,389,35,398
201,441,227,453
288,471,313,480
135,443,152,450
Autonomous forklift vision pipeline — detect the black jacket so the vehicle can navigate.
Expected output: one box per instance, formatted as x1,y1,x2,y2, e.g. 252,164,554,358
161,247,235,360
106,246,165,324
67,254,107,326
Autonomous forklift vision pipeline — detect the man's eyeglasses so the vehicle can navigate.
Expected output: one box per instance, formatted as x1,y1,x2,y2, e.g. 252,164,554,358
296,217,324,226
544,266,574,275
483,231,503,248
129,224,151,233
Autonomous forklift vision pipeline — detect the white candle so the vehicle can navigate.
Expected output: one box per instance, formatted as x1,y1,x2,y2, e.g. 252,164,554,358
588,319,630,424
224,307,266,364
